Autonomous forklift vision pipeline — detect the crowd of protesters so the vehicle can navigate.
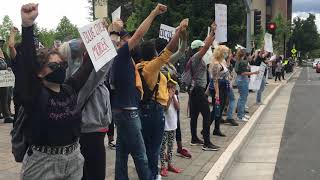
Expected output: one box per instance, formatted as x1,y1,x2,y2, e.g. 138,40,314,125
2,2,295,180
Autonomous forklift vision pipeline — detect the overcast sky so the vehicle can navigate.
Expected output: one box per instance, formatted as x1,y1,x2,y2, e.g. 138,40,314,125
0,0,320,31
0,0,90,29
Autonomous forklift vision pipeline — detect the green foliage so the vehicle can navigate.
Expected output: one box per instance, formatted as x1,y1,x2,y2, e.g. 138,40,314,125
126,0,246,48
290,13,320,58
272,14,291,55
55,16,80,41
0,15,13,41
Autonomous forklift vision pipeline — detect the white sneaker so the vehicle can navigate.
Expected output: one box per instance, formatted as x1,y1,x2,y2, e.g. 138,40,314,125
156,175,162,180
245,115,251,119
237,117,249,122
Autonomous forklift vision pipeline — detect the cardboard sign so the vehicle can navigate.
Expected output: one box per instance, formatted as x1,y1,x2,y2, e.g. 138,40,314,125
112,6,121,22
0,70,15,87
249,63,267,90
264,33,273,53
159,24,176,41
79,19,117,72
94,0,108,18
215,4,228,43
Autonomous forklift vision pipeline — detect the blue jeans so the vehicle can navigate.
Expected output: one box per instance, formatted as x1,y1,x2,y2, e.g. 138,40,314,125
237,76,249,119
113,110,150,180
227,88,236,120
257,76,266,103
140,101,165,179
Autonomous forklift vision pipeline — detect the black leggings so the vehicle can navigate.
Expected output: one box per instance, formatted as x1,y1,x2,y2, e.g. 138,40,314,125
275,72,282,81
210,82,228,132
189,86,212,145
80,132,106,180
107,119,114,141
0,87,10,118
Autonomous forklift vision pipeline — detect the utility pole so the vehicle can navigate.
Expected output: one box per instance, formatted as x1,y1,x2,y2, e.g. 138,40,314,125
244,0,252,53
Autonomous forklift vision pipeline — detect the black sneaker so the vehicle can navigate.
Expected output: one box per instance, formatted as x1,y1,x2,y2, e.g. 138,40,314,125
212,130,226,137
202,143,220,151
227,119,239,126
190,139,204,146
4,117,13,123
108,142,116,150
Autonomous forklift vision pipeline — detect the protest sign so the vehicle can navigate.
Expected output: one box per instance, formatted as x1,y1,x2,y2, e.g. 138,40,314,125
94,0,108,18
264,33,273,53
0,70,15,87
79,19,117,72
215,4,227,43
112,6,121,22
249,62,267,90
159,24,176,41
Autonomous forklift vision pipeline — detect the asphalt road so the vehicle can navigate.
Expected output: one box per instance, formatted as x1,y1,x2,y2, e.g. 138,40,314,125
274,67,320,180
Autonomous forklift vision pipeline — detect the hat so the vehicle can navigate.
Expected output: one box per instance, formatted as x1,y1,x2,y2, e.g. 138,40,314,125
191,40,205,50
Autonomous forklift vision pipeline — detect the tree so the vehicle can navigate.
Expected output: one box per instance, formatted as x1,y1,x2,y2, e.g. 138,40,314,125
272,14,291,55
0,15,14,41
55,16,80,41
38,28,56,48
290,14,320,58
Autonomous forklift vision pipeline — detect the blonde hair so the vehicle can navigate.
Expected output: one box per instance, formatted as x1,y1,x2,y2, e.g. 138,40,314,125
212,45,229,63
236,48,246,61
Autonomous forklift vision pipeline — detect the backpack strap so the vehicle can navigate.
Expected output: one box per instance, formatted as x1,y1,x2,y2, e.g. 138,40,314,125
138,67,161,103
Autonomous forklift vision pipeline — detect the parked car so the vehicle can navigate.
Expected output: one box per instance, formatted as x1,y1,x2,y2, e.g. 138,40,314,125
313,59,320,68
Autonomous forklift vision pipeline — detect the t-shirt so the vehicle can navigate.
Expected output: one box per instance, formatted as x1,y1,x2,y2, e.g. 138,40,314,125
235,59,250,75
111,43,142,109
191,53,207,88
254,56,268,76
164,95,178,131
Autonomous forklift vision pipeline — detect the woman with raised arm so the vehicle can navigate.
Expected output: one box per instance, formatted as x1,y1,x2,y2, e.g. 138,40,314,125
18,3,96,179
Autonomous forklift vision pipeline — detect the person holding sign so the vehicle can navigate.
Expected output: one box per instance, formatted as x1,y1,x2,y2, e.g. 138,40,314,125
235,49,259,122
108,4,171,180
17,4,101,179
188,21,220,151
137,17,188,179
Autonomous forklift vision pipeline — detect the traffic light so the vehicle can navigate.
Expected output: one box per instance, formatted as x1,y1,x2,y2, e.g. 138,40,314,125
254,10,262,35
266,22,277,34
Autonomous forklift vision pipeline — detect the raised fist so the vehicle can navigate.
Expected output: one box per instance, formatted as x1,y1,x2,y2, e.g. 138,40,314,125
21,3,38,27
153,4,167,16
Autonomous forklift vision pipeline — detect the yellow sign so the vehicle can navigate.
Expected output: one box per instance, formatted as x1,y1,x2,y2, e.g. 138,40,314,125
291,48,297,54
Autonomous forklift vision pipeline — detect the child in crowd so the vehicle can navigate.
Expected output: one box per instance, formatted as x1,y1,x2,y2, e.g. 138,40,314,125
160,76,183,177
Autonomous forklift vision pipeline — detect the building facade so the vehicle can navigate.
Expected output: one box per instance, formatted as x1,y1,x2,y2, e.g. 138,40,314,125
251,0,292,35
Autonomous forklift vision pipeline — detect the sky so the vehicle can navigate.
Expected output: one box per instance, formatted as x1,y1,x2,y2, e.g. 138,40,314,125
0,0,90,30
292,0,320,31
0,0,320,31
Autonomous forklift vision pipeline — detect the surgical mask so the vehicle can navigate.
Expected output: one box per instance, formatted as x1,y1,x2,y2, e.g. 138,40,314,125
224,52,228,59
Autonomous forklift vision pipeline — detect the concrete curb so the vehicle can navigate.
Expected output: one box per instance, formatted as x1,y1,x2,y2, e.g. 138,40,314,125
203,69,299,180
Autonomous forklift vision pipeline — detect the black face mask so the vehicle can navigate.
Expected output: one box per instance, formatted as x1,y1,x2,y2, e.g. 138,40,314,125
44,67,66,84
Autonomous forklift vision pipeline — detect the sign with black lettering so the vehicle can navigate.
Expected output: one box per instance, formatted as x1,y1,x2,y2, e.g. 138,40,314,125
159,24,175,41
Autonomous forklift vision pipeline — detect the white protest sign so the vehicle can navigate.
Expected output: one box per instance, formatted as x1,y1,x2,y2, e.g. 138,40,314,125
79,19,117,72
0,70,15,87
112,6,121,22
94,0,108,18
249,62,267,90
215,4,228,43
159,24,176,41
264,33,273,53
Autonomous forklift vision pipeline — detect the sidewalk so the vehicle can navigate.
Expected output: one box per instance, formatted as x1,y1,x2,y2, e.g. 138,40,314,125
223,78,295,180
0,74,291,180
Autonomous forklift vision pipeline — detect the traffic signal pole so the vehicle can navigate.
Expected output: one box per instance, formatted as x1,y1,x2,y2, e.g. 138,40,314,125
244,0,252,53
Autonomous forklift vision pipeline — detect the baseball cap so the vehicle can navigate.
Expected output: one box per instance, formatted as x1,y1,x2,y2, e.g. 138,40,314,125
191,40,205,50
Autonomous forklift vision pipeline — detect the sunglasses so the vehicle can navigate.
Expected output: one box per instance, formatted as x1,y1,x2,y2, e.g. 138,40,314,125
47,61,68,71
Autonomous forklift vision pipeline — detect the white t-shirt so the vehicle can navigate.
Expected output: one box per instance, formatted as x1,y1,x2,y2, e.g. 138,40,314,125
164,95,178,131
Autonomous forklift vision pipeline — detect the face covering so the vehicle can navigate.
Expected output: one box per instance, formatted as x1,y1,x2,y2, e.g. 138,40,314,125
44,67,66,84
224,52,229,60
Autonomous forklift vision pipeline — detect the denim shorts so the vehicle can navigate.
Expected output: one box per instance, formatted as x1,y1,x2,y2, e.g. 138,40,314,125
20,144,84,180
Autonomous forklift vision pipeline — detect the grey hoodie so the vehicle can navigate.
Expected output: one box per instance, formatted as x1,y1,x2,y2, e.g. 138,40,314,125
77,60,113,133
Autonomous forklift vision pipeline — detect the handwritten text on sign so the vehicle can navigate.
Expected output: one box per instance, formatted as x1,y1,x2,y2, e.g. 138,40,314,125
159,24,176,41
249,63,267,90
79,19,117,71
0,70,15,87
215,4,228,43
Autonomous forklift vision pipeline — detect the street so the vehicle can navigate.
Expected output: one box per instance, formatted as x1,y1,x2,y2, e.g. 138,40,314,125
274,66,320,180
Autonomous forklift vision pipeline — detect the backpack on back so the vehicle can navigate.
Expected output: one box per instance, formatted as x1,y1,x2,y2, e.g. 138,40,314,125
137,65,161,103
181,56,195,87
